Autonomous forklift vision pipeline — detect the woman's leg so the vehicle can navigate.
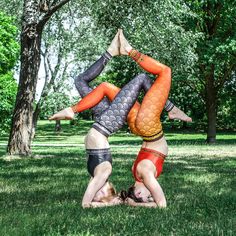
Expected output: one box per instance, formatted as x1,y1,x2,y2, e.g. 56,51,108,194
49,52,113,121
129,49,171,140
74,51,112,119
74,30,120,119
71,82,121,113
92,73,153,137
72,70,170,138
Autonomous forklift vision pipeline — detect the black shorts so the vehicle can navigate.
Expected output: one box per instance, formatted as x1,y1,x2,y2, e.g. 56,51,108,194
86,148,112,177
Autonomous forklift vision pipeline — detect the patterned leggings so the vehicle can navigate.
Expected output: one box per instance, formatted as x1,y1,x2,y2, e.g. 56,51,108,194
74,52,112,120
72,50,172,141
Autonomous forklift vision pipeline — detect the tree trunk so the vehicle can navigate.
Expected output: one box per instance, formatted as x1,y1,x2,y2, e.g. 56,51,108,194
55,120,61,132
206,73,217,144
7,15,43,155
32,101,41,140
7,0,70,156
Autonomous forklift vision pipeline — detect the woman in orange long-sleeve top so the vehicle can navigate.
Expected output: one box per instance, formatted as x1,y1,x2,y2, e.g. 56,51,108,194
50,30,192,208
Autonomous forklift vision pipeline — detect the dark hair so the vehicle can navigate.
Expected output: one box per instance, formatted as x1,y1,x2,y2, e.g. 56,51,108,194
120,186,144,203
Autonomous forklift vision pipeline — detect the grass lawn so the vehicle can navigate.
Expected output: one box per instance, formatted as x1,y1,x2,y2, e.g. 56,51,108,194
0,120,236,235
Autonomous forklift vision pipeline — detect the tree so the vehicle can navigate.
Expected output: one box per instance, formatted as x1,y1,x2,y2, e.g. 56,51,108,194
87,0,200,87
0,12,19,134
4,0,109,155
186,0,236,143
217,73,236,130
7,0,71,155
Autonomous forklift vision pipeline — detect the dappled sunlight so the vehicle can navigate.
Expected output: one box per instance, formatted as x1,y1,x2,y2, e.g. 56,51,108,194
168,145,236,159
182,173,218,184
0,120,235,235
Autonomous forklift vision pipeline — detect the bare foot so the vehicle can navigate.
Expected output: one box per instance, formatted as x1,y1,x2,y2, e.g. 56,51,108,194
49,107,75,120
107,30,120,56
119,29,133,55
168,106,192,122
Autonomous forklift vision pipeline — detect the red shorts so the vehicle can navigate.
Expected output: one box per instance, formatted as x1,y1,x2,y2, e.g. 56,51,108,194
132,147,166,182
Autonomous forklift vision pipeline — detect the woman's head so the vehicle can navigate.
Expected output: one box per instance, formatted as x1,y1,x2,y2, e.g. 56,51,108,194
93,181,117,202
120,183,153,203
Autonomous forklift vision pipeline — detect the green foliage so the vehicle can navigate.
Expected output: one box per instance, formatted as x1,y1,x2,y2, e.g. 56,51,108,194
217,77,236,130
0,72,17,134
185,0,236,133
89,0,201,76
188,0,236,77
0,12,19,134
40,92,73,120
0,11,19,74
1,1,235,132
170,77,209,129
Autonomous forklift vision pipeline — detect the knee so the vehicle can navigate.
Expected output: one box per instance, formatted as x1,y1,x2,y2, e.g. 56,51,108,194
74,73,88,85
131,73,150,86
137,73,149,81
163,66,171,77
74,74,83,87
100,82,110,88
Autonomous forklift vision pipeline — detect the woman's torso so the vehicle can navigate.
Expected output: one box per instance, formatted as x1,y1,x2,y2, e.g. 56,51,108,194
141,136,168,156
85,128,110,149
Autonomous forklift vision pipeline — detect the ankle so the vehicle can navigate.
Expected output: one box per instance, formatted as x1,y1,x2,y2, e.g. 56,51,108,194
129,49,143,62
125,46,133,54
104,51,113,59
70,106,77,114
107,48,115,57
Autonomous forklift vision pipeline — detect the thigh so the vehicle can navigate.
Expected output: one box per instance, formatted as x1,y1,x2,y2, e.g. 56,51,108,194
136,73,171,136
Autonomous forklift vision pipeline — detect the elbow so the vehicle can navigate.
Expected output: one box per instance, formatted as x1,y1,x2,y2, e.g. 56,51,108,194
82,202,91,209
158,199,167,208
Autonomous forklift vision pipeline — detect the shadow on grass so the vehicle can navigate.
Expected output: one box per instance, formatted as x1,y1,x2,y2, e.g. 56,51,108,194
109,138,236,146
0,148,236,235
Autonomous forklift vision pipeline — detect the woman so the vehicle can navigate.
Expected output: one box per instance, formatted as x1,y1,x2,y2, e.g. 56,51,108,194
50,31,122,208
50,30,191,208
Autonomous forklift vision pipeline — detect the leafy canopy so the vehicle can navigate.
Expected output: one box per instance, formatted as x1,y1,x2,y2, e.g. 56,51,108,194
0,11,19,74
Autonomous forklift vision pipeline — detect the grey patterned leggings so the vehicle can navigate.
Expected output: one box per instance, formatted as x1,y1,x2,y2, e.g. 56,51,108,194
74,52,112,120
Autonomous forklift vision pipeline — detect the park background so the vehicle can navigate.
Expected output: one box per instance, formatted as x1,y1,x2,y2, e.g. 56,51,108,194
0,0,235,235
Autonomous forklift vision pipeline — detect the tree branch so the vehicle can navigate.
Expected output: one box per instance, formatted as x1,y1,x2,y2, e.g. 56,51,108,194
184,80,205,103
216,64,236,91
39,0,70,27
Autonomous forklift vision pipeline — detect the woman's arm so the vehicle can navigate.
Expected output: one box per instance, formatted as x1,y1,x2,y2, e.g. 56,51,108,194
126,198,157,208
82,174,109,208
142,173,167,208
84,197,123,208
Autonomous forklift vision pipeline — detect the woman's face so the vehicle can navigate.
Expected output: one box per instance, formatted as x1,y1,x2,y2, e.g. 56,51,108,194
93,184,110,202
134,184,153,202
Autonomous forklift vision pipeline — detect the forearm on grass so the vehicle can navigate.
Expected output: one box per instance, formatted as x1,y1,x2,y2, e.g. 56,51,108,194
143,174,167,208
82,175,107,206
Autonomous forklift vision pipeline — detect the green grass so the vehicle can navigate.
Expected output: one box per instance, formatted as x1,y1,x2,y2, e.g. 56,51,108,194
0,120,236,235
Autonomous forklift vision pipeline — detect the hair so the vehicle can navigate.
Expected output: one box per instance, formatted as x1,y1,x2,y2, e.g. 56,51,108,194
119,186,144,203
99,182,117,203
